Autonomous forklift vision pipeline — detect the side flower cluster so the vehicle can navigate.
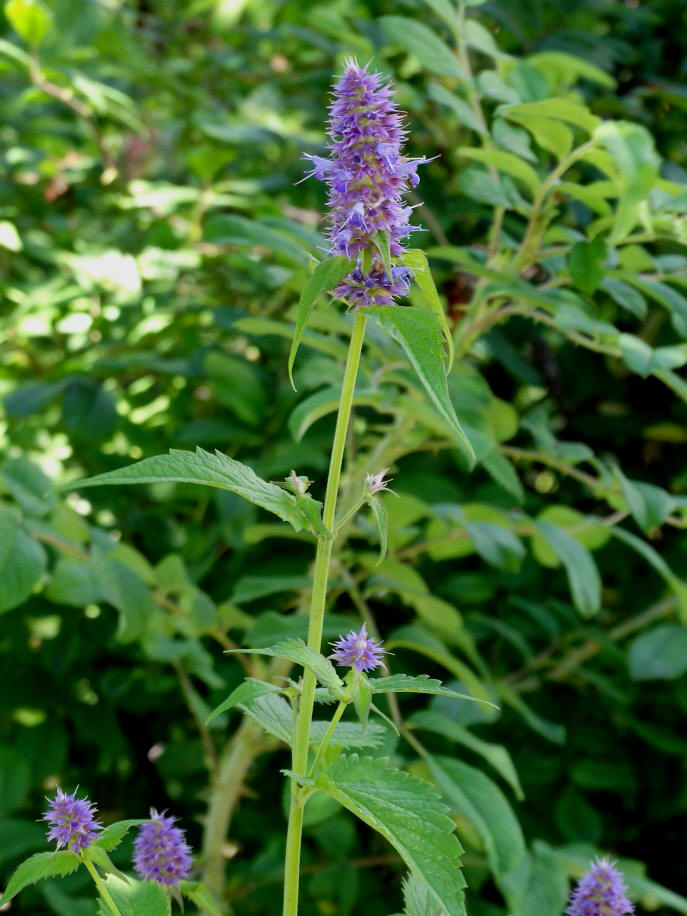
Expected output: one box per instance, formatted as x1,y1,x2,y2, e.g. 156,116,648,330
567,858,634,916
330,623,385,673
303,59,429,308
43,788,102,854
43,790,191,888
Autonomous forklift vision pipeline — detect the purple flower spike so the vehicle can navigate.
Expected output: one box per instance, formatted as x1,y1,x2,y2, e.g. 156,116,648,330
43,788,101,854
304,58,430,307
567,858,634,915
133,809,192,887
330,624,385,673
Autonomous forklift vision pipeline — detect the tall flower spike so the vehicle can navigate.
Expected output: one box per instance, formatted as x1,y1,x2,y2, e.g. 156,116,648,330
304,59,430,308
330,623,385,673
567,858,634,915
133,809,192,887
43,788,102,854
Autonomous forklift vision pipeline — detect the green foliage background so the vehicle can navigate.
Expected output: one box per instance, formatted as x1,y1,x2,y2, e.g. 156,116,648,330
1,0,687,913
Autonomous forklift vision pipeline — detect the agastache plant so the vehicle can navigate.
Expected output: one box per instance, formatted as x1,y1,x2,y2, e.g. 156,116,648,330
1,789,205,915
41,58,476,915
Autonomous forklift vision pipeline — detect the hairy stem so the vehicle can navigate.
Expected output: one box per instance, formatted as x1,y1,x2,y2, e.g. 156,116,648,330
282,311,367,916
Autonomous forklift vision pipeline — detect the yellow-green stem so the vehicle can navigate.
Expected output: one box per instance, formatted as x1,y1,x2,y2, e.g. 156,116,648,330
282,311,367,916
308,699,348,779
82,855,121,916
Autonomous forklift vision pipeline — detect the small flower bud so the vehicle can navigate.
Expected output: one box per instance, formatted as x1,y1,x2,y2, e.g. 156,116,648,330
365,468,392,494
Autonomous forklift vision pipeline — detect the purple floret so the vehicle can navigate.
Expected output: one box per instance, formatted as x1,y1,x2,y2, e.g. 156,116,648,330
43,788,101,854
133,809,192,887
303,59,430,307
330,623,385,673
567,858,634,915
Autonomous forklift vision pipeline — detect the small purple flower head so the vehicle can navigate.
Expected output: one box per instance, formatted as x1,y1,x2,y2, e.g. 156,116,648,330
304,59,430,307
133,809,192,887
330,624,385,673
43,788,101,853
567,858,634,916
366,468,392,494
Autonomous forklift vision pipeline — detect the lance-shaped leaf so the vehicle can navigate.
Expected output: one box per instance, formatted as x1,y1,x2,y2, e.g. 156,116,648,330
317,755,466,915
226,638,343,692
235,690,384,747
0,851,80,906
93,819,145,852
363,306,474,466
403,872,454,916
67,447,327,537
288,255,353,389
206,677,282,724
401,249,454,370
368,674,492,705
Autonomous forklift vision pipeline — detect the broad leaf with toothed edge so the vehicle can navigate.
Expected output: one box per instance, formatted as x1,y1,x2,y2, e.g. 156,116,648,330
66,447,327,537
317,754,466,915
0,852,80,907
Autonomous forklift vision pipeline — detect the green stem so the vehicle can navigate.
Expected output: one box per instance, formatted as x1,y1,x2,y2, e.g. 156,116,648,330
282,311,367,916
308,699,348,778
82,855,121,916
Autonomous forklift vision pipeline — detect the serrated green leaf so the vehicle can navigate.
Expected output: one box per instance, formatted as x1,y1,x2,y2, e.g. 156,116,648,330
379,16,466,81
401,249,454,370
234,689,384,747
317,754,466,915
403,872,448,916
0,511,47,614
369,674,485,705
0,851,80,906
68,447,324,536
532,521,601,617
206,678,282,724
362,307,474,465
93,820,145,852
227,639,343,692
368,495,388,565
288,256,353,388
